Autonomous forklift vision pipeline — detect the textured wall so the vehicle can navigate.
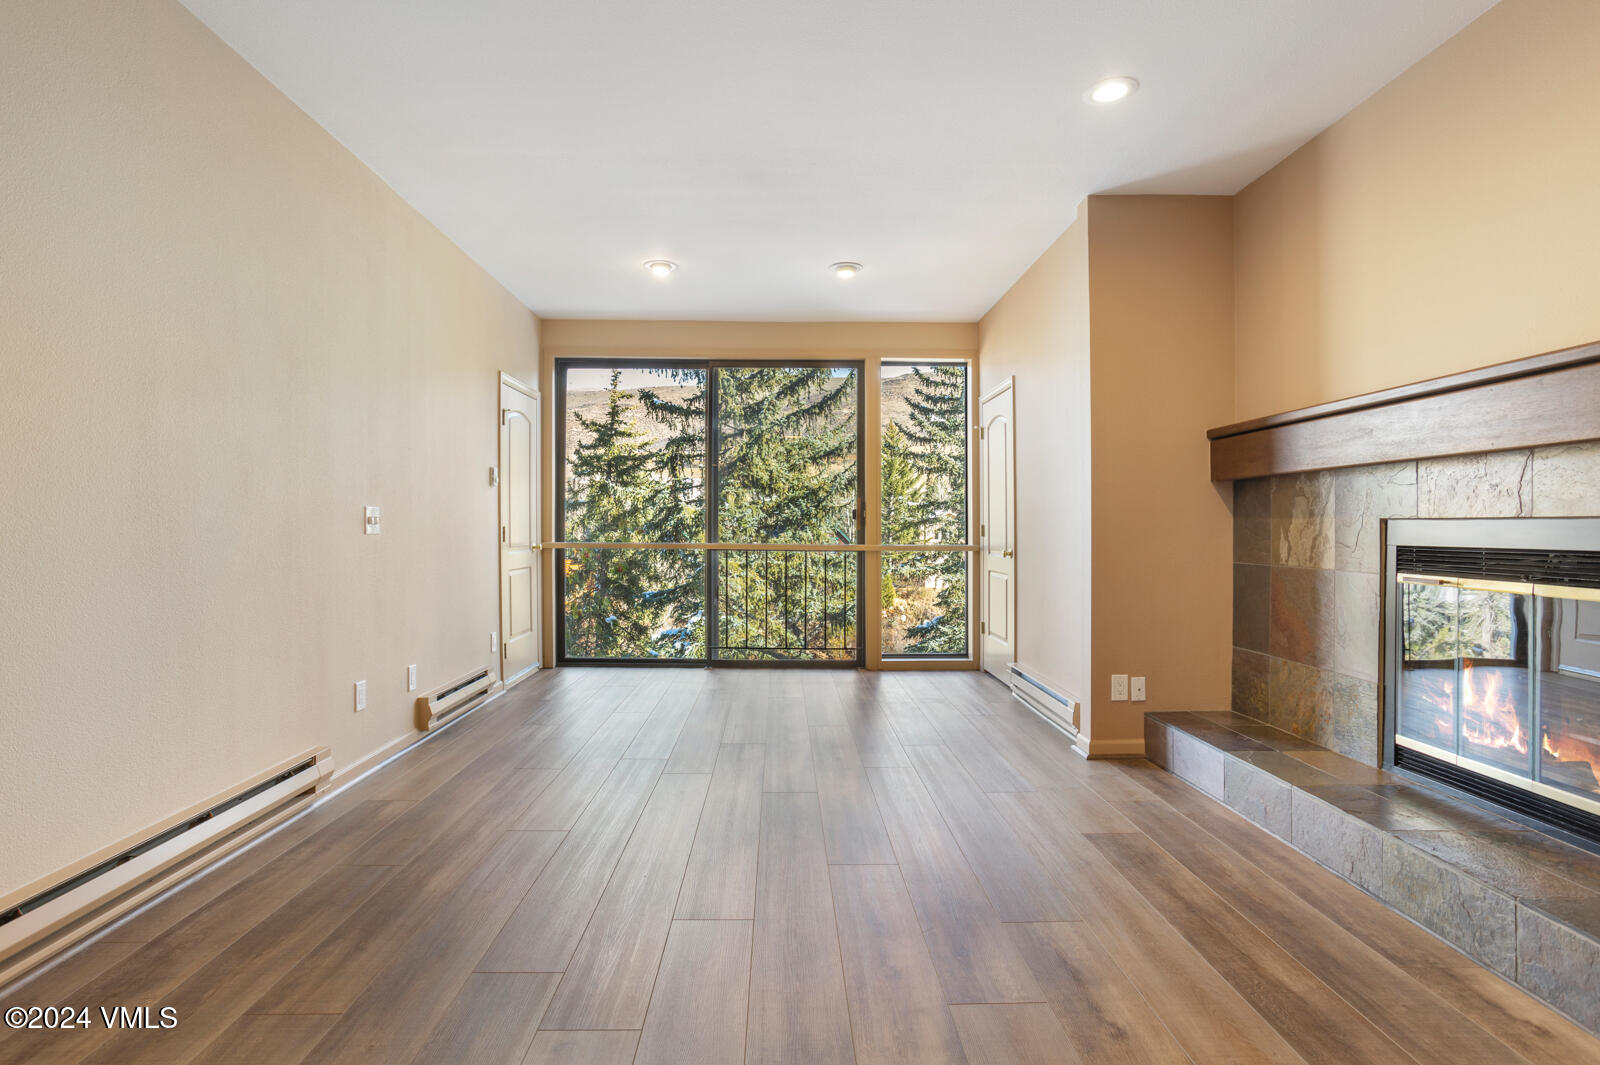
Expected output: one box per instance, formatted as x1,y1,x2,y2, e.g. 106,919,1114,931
1232,443,1600,765
0,0,539,897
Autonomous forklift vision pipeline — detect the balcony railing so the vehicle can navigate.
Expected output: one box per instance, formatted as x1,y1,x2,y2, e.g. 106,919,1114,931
715,548,857,659
550,540,974,664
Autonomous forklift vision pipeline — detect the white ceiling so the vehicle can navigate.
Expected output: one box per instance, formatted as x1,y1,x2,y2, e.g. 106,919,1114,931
180,0,1497,321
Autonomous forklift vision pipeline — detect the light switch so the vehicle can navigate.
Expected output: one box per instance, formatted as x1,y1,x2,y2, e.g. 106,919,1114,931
407,665,418,692
364,506,381,534
354,680,367,712
1131,676,1146,702
1110,674,1129,701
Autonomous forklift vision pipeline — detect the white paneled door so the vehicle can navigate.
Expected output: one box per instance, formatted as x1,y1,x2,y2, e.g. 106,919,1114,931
979,378,1015,682
500,375,541,687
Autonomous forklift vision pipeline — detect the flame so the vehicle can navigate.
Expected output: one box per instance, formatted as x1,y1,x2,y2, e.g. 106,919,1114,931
1459,661,1528,755
1544,723,1600,789
1412,660,1600,792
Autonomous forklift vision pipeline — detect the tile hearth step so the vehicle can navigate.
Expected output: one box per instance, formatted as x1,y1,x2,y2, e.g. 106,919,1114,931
1145,710,1600,1035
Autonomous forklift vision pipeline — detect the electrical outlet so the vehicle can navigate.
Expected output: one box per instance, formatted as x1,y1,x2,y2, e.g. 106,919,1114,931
407,665,417,692
354,680,367,712
490,632,498,654
1110,674,1129,701
1130,676,1146,702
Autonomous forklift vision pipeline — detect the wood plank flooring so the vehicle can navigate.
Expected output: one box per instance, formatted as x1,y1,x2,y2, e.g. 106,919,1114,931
5,667,1599,1065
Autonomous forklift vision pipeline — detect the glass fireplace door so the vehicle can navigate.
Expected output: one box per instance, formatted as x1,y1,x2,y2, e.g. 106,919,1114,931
1397,579,1535,778
1396,575,1600,814
1536,595,1600,803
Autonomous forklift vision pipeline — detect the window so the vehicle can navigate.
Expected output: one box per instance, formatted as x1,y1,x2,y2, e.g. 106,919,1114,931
556,360,864,664
879,363,970,657
559,364,707,659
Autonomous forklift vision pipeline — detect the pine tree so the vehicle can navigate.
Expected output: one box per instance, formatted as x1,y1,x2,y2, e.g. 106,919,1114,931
563,371,665,658
879,422,924,621
891,365,969,654
636,370,709,656
713,367,859,658
880,423,923,545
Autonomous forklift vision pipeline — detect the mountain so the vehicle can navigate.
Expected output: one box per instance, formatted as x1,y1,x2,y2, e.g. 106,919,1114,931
563,370,940,456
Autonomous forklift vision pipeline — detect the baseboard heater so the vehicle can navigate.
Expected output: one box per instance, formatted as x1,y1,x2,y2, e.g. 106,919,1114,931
416,667,496,732
0,747,332,989
1009,664,1084,746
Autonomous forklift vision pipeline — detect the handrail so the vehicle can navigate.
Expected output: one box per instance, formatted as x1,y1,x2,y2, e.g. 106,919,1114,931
542,541,976,553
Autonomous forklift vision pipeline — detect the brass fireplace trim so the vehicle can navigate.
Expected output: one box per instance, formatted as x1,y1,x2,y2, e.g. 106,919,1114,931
1397,573,1600,604
1394,734,1600,820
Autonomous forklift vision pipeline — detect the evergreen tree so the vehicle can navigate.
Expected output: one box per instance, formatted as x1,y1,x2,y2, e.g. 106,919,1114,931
879,423,924,616
636,370,709,656
880,423,923,545
888,365,969,654
713,367,859,658
563,371,665,657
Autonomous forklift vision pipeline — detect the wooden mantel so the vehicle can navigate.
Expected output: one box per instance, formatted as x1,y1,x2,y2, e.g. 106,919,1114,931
1207,340,1600,481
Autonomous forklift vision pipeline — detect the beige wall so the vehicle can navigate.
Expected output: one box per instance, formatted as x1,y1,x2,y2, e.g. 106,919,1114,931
540,320,977,360
1087,196,1235,744
538,319,979,668
975,197,1234,752
976,217,1094,712
0,0,539,898
1234,0,1600,420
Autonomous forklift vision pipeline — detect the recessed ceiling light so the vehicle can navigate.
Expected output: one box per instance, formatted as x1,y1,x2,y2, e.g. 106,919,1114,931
1088,76,1139,104
643,259,677,278
830,261,863,280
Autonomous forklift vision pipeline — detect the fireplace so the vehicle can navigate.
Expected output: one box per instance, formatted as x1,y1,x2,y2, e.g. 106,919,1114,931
1385,518,1600,843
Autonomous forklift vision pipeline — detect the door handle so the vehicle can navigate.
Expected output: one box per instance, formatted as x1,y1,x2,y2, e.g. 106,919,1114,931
1002,549,1014,558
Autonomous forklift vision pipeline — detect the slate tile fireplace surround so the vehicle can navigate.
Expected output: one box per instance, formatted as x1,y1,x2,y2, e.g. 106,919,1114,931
1231,442,1600,775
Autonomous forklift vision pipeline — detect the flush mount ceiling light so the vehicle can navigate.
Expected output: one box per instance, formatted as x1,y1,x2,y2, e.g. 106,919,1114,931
830,261,863,280
643,259,677,278
1088,76,1139,104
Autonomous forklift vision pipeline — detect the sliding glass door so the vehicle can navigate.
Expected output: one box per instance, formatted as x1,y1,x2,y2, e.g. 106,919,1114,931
556,360,863,665
711,365,861,662
558,363,708,659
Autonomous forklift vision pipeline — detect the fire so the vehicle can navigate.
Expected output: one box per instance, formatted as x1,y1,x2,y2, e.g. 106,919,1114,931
1456,661,1600,791
1412,660,1600,792
1544,725,1600,790
1459,661,1528,755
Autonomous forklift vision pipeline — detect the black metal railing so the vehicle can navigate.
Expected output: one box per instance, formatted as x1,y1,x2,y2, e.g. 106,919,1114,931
715,549,858,660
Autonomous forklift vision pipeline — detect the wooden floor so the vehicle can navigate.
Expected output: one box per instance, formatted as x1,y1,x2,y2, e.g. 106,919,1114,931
6,668,1598,1065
